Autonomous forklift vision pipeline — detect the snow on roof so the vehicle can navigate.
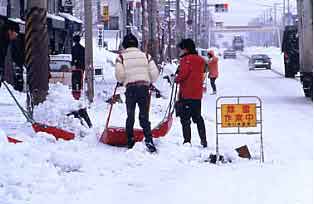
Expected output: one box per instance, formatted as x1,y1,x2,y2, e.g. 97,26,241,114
59,12,83,24
47,13,65,21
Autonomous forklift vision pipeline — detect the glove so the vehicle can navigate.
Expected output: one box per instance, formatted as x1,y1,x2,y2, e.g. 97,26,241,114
0,71,3,87
117,82,123,87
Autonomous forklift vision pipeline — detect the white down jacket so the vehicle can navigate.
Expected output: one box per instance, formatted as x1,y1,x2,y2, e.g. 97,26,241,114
115,48,159,86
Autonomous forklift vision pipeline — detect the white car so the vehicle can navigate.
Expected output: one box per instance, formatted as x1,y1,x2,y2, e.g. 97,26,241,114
49,54,72,86
197,48,209,61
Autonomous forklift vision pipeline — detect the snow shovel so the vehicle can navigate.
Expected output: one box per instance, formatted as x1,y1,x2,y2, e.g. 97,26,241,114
203,73,208,93
7,136,23,144
3,81,75,141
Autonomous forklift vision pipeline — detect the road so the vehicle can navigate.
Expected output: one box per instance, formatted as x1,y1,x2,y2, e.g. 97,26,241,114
0,53,312,204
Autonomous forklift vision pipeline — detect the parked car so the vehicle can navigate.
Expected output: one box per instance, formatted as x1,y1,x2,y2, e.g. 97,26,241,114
49,54,72,86
223,49,236,59
248,54,271,70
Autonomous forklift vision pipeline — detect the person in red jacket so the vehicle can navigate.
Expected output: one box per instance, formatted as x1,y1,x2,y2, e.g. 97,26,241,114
175,39,207,148
207,50,219,95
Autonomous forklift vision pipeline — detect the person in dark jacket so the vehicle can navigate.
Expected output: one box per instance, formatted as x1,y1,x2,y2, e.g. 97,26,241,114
0,21,22,88
71,35,85,71
175,39,207,148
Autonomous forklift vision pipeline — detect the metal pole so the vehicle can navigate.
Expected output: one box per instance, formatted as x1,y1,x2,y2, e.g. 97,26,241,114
141,0,148,52
84,0,94,103
274,3,277,26
147,0,158,62
194,0,197,45
198,0,201,47
168,0,172,61
175,0,180,58
25,0,49,106
121,0,127,36
283,0,285,27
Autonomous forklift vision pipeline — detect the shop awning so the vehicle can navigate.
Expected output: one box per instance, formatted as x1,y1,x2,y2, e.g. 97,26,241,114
47,13,65,29
58,12,82,24
8,18,25,34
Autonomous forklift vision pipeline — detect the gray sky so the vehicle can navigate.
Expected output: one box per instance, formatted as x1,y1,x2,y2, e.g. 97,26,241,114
212,0,297,25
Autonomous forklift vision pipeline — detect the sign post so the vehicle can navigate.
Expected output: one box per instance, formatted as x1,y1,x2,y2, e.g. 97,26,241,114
216,96,264,164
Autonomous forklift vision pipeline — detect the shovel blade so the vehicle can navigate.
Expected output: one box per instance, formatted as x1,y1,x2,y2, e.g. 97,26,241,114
7,136,23,144
32,123,75,140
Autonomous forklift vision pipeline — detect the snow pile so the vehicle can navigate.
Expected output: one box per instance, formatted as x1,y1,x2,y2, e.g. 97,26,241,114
0,128,8,144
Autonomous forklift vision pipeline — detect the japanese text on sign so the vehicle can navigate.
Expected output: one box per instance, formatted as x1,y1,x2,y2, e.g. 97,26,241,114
221,104,257,128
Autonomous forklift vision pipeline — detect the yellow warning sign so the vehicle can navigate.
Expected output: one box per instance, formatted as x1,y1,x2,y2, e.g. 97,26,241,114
221,104,257,128
103,5,109,22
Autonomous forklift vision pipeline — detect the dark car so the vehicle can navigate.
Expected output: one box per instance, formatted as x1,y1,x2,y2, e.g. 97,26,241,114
223,49,236,59
248,54,271,70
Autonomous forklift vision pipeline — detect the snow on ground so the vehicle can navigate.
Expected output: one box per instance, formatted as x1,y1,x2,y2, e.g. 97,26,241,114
0,47,312,204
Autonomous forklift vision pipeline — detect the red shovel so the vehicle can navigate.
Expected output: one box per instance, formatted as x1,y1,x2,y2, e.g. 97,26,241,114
3,82,75,142
7,136,23,144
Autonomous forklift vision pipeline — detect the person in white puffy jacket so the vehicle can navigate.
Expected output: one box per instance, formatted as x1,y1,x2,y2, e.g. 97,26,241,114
115,34,159,152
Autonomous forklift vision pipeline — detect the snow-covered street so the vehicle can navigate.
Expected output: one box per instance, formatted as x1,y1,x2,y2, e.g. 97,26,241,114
0,48,312,204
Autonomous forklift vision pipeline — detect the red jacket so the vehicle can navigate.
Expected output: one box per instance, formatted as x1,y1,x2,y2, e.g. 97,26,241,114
175,54,205,100
208,50,219,78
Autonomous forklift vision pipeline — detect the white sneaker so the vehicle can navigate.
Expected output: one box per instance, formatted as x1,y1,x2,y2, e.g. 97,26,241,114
183,142,192,147
210,91,216,95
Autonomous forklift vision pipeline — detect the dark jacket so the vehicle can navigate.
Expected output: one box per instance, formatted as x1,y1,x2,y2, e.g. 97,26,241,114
0,31,24,80
71,43,85,70
175,53,205,100
0,29,9,77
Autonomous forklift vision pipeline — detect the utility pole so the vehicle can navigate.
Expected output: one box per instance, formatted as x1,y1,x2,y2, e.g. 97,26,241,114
283,0,285,27
121,0,127,37
167,0,172,61
141,0,148,52
194,0,197,45
198,0,201,47
274,3,277,26
147,0,158,62
175,0,180,57
84,0,94,103
187,0,193,39
25,0,49,106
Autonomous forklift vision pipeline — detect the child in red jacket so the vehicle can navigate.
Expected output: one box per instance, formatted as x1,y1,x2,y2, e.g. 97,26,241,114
207,50,219,95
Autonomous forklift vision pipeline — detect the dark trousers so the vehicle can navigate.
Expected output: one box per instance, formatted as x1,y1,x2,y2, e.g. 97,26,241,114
125,85,153,144
210,77,217,92
179,99,206,143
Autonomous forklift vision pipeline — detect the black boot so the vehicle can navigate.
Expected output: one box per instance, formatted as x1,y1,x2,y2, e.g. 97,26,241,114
196,118,207,148
145,140,157,153
182,125,191,144
127,138,135,149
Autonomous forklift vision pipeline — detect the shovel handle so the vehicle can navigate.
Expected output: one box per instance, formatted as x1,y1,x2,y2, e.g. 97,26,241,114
105,83,119,128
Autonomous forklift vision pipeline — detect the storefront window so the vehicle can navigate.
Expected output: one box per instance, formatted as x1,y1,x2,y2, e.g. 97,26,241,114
109,16,119,30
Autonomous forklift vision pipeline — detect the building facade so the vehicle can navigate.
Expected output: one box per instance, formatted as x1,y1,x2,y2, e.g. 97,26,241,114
0,0,82,55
